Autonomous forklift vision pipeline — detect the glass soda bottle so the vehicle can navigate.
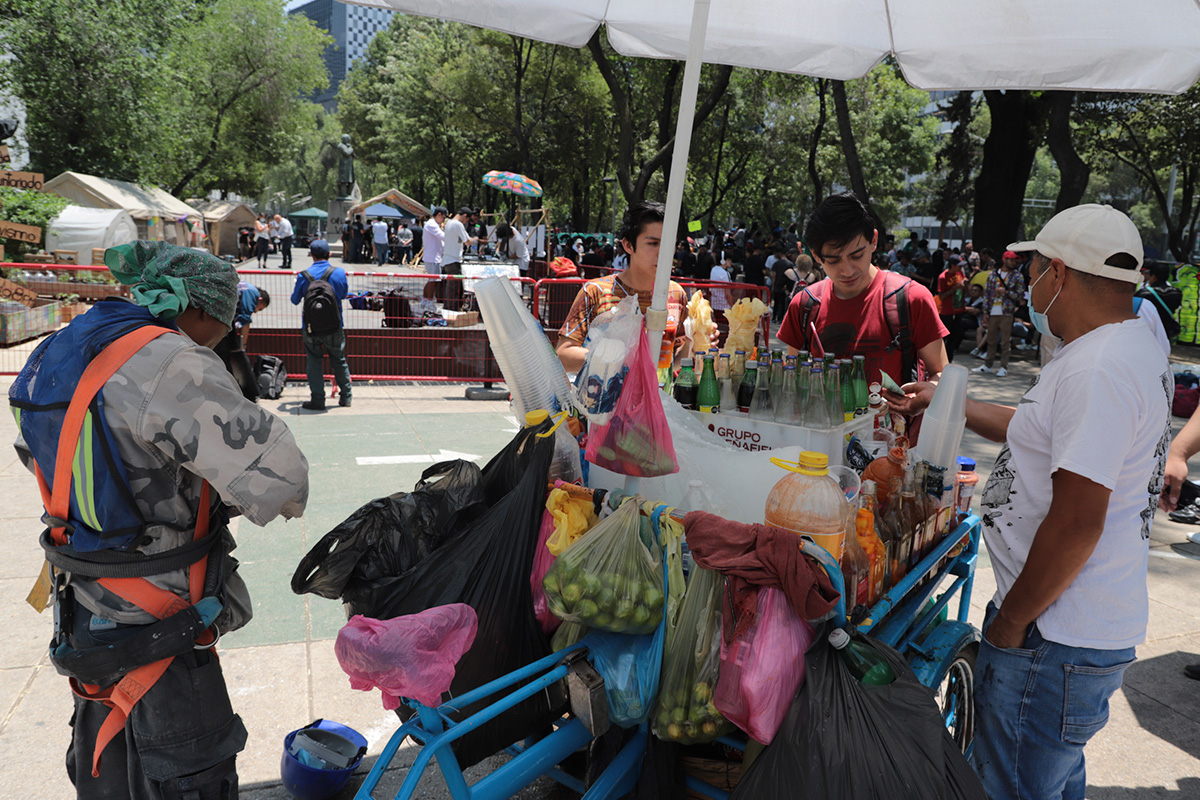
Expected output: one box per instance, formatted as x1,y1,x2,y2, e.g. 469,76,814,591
737,359,758,413
841,509,872,612
697,355,721,413
852,355,869,416
802,364,832,428
718,353,736,414
673,357,698,410
748,360,774,420
829,628,896,685
881,476,908,586
774,365,802,425
824,363,843,428
839,359,855,422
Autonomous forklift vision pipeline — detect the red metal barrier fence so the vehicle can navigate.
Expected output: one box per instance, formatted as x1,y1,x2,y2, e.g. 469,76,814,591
1,263,771,380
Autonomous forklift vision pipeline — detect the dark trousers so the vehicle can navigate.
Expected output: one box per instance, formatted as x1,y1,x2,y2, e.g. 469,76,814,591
350,237,363,263
214,331,258,401
304,329,352,403
280,236,293,269
65,604,245,799
440,263,464,310
941,314,965,362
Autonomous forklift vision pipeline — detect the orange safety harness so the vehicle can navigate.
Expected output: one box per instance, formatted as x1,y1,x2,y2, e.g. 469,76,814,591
32,326,218,778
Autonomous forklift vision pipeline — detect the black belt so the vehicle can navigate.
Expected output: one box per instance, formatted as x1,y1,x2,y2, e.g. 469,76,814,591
41,529,220,579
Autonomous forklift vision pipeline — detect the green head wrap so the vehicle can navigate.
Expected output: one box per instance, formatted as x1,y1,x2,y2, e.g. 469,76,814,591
105,241,238,327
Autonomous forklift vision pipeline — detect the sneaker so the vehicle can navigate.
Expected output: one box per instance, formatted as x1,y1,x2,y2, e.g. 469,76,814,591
996,367,1008,377
339,396,353,407
1185,663,1200,681
972,365,992,374
301,400,326,411
1170,506,1200,524
1188,531,1200,545
969,348,981,358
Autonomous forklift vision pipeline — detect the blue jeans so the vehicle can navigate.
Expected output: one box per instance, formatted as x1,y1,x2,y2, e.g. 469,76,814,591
303,329,352,404
972,602,1135,800
376,242,388,266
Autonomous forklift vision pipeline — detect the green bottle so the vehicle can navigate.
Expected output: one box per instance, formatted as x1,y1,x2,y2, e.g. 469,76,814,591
852,355,869,417
737,359,759,412
697,355,721,413
829,627,896,685
840,359,855,421
673,357,698,410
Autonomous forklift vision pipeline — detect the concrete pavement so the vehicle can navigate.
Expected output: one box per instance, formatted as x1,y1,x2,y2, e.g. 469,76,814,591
0,337,1198,798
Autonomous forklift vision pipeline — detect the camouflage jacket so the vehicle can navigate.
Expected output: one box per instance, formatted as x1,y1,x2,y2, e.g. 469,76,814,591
15,328,309,624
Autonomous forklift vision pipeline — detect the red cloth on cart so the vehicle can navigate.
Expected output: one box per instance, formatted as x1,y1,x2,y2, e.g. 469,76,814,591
683,511,839,642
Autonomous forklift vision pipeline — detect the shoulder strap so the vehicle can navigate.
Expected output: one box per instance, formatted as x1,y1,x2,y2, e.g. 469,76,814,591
1144,284,1174,316
795,281,826,353
322,266,335,282
44,326,175,546
1133,297,1144,313
881,272,916,383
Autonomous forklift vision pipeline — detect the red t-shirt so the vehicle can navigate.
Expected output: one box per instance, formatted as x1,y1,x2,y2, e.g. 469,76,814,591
936,270,967,315
777,271,948,384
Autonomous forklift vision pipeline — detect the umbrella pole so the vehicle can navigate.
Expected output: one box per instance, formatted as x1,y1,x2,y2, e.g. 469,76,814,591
647,0,711,338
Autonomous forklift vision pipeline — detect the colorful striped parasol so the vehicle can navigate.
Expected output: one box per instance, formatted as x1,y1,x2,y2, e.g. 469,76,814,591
482,170,543,198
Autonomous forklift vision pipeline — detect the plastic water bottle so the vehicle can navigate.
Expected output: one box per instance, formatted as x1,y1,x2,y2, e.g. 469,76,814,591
524,410,581,484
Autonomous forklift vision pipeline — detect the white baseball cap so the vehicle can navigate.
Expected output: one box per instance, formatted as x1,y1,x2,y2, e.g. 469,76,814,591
1008,204,1143,284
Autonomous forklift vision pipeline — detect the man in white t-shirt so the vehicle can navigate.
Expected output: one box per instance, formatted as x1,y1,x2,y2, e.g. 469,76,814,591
371,217,390,266
709,254,733,312
441,206,477,275
422,207,448,274
907,206,1170,800
273,214,295,269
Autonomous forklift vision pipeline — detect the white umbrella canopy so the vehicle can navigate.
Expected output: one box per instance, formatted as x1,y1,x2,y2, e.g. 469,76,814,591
347,0,1200,92
343,0,1200,331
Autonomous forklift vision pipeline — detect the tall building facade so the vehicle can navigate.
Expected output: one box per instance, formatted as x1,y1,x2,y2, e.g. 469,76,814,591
290,0,395,111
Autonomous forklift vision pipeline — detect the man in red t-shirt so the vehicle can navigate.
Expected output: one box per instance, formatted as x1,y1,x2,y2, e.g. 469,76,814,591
936,255,968,361
777,192,948,414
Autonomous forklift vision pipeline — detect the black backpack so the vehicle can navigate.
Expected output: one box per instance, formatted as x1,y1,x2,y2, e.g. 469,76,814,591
254,355,288,399
303,266,342,335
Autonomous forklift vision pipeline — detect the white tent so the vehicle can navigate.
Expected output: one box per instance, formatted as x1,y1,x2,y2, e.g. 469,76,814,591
346,0,1200,330
45,206,138,261
42,171,205,247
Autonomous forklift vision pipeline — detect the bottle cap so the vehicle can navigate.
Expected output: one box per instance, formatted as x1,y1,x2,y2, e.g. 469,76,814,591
796,451,828,473
957,456,976,472
735,349,746,355
688,479,703,488
868,382,882,393
524,410,550,426
784,364,795,371
828,627,850,649
681,357,694,367
719,352,730,358
853,354,866,362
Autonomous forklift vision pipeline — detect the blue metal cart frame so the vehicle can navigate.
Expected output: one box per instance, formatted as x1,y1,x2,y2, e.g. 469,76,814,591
355,510,983,800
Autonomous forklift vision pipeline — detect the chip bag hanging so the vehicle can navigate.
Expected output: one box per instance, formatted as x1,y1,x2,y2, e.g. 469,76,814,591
585,325,679,478
652,566,732,744
542,499,664,635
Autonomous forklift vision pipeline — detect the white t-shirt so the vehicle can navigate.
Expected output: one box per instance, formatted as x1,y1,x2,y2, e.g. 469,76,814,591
981,319,1171,649
423,218,445,265
443,218,471,264
1135,297,1171,357
709,264,732,311
502,233,530,271
372,220,389,244
276,218,294,238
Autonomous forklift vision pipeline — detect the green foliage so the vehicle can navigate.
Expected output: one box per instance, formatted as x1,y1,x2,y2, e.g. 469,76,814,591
260,104,341,213
0,187,70,257
0,0,329,199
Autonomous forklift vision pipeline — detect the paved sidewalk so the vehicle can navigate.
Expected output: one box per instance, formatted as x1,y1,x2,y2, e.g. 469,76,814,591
1,354,1198,798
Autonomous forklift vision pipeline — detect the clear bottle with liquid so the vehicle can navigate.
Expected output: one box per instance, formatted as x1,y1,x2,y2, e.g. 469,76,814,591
802,364,832,428
774,364,802,425
856,480,888,605
824,363,844,429
718,353,736,415
748,360,774,420
841,509,872,613
851,355,869,416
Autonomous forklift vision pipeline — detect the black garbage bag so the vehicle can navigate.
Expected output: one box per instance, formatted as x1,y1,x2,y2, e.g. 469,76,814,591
353,422,563,768
732,621,987,800
291,459,486,601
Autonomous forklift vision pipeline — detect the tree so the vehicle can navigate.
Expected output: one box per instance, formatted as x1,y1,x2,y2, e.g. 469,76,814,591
0,0,183,182
1077,87,1200,261
972,91,1051,253
0,187,69,258
586,31,732,207
926,92,981,235
260,104,341,213
161,0,330,198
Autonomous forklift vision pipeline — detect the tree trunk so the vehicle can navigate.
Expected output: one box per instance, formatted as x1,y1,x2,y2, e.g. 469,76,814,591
972,90,1051,254
1046,92,1090,212
707,99,730,230
807,78,828,204
831,80,885,240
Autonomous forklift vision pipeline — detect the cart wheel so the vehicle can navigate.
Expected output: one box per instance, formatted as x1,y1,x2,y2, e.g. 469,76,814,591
935,641,977,753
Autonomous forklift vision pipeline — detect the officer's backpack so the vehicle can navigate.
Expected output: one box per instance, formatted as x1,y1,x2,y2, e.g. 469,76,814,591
255,355,288,399
303,266,341,335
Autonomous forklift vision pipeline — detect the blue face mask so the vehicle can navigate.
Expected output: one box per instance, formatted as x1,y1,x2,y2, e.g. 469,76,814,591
1028,264,1063,339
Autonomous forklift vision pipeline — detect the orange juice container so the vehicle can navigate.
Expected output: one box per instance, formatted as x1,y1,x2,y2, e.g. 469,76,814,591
764,451,850,561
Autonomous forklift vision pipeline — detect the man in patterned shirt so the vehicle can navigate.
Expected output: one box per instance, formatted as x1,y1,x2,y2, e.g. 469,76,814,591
10,242,309,800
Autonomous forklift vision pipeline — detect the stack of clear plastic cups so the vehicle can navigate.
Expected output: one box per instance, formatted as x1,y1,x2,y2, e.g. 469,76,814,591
475,277,572,417
913,363,968,474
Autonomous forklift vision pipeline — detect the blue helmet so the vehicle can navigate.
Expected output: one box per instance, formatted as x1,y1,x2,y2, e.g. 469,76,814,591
280,719,367,800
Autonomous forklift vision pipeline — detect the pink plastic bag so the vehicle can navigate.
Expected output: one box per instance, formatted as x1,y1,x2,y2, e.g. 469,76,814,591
585,325,678,478
335,604,478,709
530,507,561,635
713,586,814,744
